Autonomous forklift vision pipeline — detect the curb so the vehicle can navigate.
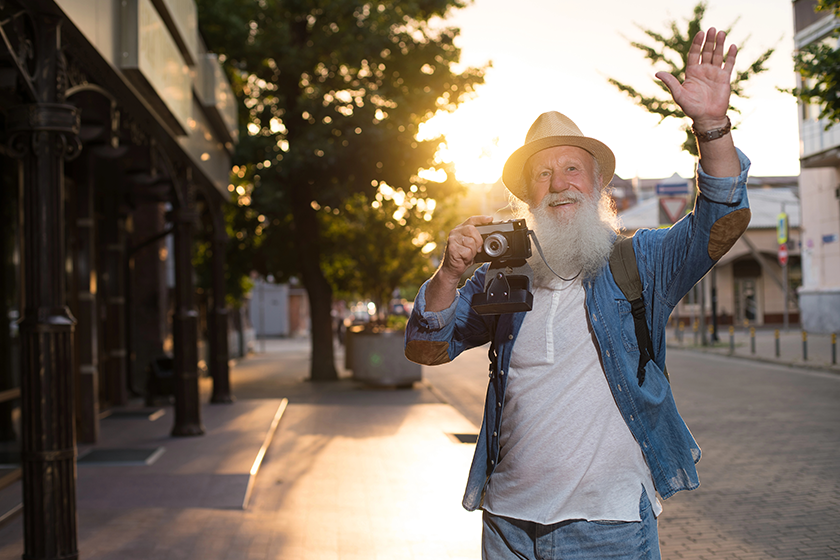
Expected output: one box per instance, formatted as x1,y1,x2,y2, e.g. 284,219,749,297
667,343,840,376
242,398,289,509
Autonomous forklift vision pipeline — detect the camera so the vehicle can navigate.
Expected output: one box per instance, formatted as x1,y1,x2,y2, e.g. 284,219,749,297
470,219,534,315
474,219,532,264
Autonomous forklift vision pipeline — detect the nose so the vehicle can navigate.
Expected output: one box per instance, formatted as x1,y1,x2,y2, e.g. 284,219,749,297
549,170,569,193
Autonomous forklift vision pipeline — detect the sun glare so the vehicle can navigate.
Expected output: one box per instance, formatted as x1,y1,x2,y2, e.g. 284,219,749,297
418,104,521,186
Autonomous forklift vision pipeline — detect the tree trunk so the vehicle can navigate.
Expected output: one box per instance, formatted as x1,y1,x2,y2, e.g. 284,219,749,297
290,187,338,381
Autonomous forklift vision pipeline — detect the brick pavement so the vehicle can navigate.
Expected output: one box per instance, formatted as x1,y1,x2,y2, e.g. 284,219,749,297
425,342,840,559
650,350,840,559
0,335,836,559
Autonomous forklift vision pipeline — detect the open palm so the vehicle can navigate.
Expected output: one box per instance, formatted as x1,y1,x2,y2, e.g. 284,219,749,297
656,28,737,126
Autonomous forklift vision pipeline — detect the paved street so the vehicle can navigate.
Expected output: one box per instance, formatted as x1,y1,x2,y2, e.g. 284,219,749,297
0,337,836,559
424,344,840,559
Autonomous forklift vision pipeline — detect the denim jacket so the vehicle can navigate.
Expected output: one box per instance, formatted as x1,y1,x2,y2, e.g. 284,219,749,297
405,149,752,511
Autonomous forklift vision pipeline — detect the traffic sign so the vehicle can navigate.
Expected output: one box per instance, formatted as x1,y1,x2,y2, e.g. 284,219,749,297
778,243,788,266
655,173,690,196
659,197,688,224
777,213,789,245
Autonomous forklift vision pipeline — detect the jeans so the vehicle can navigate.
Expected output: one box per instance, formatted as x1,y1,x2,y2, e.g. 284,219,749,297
481,490,660,560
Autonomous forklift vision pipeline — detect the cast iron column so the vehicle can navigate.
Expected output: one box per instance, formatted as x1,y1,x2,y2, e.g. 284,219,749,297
6,13,81,560
170,205,204,436
209,212,233,404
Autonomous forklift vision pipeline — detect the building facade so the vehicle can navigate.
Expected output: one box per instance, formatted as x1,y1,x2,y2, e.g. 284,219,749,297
792,0,840,333
619,177,802,333
0,0,237,556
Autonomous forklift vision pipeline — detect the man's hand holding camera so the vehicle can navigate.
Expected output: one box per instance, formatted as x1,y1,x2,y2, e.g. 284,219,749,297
426,215,494,312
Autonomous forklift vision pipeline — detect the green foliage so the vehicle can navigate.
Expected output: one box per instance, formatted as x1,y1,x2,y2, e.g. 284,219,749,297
789,0,840,129
319,188,447,313
608,1,774,156
195,0,484,377
386,313,409,331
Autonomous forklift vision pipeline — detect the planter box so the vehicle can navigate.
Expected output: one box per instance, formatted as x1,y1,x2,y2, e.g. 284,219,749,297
346,328,421,388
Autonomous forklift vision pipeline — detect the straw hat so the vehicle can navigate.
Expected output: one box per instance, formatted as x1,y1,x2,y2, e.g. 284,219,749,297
502,112,615,201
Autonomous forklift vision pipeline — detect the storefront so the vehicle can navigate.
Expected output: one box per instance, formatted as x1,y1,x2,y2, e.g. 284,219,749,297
0,0,237,556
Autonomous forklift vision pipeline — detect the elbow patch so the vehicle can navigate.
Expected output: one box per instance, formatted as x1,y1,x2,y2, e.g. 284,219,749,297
405,340,451,365
708,208,751,260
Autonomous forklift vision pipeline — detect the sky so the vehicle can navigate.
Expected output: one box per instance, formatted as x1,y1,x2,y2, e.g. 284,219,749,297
419,0,801,185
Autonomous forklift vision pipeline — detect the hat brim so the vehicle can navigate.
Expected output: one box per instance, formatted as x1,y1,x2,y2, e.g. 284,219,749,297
502,136,616,201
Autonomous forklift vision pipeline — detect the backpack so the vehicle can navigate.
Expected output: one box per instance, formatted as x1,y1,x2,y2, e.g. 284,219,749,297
609,235,669,386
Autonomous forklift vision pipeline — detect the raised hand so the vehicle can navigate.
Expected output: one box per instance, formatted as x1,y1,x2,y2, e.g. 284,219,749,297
656,28,737,130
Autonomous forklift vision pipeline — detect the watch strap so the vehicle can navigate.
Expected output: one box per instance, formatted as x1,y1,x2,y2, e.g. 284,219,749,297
692,116,731,143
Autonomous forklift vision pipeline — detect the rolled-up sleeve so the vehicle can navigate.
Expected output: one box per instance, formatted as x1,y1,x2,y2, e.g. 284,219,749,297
696,148,751,205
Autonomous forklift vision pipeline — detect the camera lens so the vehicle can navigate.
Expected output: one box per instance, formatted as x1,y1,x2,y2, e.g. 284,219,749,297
483,233,509,258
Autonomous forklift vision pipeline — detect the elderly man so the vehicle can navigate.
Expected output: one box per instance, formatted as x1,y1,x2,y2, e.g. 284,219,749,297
404,28,752,559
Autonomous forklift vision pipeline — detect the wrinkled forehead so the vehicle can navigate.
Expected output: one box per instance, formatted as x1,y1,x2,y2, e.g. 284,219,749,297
524,145,598,175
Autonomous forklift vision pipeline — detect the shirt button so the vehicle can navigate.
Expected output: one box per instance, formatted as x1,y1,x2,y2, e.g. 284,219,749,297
500,370,505,376
630,415,635,421
508,334,514,340
493,431,497,437
606,350,611,357
592,314,597,322
490,459,495,465
497,402,501,407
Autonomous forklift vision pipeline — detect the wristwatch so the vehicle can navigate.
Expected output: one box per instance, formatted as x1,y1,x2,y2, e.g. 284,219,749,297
692,116,731,143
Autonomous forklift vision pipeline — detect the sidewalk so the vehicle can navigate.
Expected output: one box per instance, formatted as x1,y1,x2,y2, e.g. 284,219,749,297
667,324,840,374
0,338,482,559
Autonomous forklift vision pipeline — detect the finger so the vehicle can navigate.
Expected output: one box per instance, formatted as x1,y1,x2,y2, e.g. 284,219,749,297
460,226,485,250
448,226,481,254
711,30,727,68
723,43,738,74
700,27,717,65
686,30,704,66
461,215,493,226
655,71,681,96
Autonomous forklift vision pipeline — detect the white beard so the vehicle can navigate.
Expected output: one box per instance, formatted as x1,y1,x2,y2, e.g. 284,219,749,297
513,188,619,286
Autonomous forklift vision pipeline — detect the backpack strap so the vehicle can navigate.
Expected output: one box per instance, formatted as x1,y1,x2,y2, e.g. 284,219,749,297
609,235,668,386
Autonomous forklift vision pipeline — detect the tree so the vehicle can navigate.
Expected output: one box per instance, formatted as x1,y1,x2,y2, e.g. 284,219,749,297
790,0,840,128
196,0,485,380
608,1,774,156
319,188,444,318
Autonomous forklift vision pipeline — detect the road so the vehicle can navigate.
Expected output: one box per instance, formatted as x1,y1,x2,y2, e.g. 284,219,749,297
423,346,840,560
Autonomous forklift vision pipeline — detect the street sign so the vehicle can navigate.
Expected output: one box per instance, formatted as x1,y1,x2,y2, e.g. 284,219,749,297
777,213,788,245
659,197,688,224
655,173,690,196
778,243,788,266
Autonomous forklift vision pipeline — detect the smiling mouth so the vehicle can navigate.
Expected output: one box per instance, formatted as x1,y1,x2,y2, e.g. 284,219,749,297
548,200,575,207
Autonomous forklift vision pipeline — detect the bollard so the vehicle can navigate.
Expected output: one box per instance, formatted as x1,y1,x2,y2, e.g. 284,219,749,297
775,329,780,358
832,333,837,366
802,330,808,361
729,325,735,354
693,320,699,346
750,327,756,354
678,321,685,344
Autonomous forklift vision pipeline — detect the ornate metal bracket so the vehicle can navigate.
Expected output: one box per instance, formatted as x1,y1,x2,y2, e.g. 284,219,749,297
6,103,82,160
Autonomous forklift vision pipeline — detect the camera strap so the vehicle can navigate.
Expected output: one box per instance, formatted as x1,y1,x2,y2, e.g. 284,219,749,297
486,315,499,380
527,230,582,282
